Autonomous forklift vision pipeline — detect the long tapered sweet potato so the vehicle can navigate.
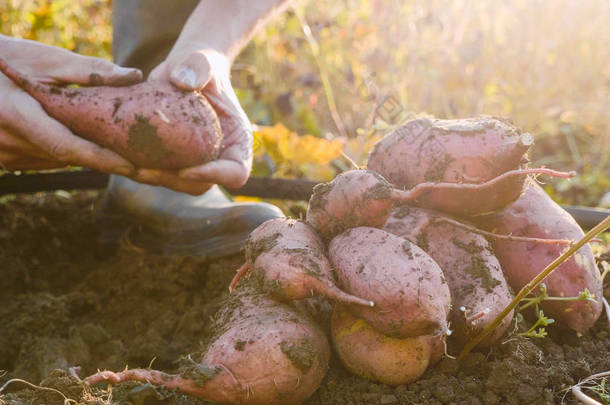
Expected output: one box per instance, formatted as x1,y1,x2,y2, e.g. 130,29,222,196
367,117,573,215
384,206,514,346
230,218,373,307
0,57,221,169
474,181,603,332
328,227,451,338
330,304,442,386
306,168,573,240
85,286,330,405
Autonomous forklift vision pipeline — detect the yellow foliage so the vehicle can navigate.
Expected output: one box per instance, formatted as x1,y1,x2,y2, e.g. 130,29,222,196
254,124,343,180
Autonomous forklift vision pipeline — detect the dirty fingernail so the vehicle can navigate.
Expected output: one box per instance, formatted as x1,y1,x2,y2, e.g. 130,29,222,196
113,65,141,76
111,66,143,84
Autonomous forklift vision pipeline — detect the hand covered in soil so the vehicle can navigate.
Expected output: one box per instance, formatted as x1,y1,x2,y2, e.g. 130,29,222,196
130,49,252,195
0,35,142,175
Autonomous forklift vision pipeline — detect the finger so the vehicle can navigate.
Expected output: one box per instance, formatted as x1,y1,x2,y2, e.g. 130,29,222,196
44,55,143,87
0,151,65,171
169,52,212,91
10,95,135,176
203,86,254,172
133,169,214,196
0,127,55,160
179,158,249,189
1,37,143,86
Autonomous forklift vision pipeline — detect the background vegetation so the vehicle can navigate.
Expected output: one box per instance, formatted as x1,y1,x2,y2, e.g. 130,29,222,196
1,0,608,211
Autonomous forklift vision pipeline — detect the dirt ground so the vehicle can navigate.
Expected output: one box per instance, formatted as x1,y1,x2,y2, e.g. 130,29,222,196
0,191,608,405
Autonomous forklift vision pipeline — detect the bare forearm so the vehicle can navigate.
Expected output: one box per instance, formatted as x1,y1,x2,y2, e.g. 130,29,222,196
172,0,291,61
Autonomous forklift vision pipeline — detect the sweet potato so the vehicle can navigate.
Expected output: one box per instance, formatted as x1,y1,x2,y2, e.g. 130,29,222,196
306,170,396,239
474,181,603,332
331,304,442,386
85,286,330,405
305,167,572,240
384,206,514,346
367,117,573,215
328,227,451,338
230,218,373,307
0,57,221,169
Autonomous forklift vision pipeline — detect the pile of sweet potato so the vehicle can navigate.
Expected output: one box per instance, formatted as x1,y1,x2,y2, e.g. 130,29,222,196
83,117,603,404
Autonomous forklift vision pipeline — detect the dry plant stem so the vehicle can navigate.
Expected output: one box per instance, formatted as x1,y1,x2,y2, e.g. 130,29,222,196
340,151,360,170
601,262,609,284
433,217,573,245
0,378,77,405
571,371,610,405
603,297,610,331
293,6,348,138
458,215,610,360
391,168,576,203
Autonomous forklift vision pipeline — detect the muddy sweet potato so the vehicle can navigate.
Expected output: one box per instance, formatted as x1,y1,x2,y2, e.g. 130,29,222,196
474,181,603,332
0,57,221,169
305,167,572,241
331,304,443,386
328,227,451,338
367,117,573,215
305,170,396,239
384,206,514,346
230,218,373,307
85,286,330,405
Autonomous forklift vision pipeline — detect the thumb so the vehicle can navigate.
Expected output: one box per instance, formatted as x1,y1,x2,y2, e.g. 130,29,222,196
169,52,212,91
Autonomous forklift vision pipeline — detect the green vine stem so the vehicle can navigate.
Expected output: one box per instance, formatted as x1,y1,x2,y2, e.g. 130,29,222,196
458,215,610,360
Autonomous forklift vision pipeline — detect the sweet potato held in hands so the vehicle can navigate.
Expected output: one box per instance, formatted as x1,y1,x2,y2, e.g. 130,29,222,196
0,57,222,169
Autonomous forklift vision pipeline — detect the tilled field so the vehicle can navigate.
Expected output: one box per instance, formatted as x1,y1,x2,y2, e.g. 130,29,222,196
0,192,608,405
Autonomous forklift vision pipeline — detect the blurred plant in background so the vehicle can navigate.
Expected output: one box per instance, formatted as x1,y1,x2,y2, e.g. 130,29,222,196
0,0,111,58
1,0,608,206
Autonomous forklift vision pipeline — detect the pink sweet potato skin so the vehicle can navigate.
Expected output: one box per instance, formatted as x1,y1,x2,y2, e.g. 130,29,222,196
331,304,442,386
306,170,395,239
244,218,345,301
86,287,330,405
367,117,532,215
474,181,603,332
197,288,331,405
328,227,451,338
0,58,221,169
384,206,514,346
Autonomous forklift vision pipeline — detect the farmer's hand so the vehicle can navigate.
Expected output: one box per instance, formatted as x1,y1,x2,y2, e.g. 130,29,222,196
132,48,251,195
128,0,289,195
0,35,142,175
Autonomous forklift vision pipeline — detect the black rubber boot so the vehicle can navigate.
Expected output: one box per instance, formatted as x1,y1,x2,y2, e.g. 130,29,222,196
97,176,284,259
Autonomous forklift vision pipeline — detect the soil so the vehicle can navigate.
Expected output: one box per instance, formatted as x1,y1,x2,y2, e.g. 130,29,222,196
0,192,608,405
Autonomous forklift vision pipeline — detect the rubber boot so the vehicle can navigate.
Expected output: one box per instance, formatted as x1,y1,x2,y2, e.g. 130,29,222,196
97,176,284,259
